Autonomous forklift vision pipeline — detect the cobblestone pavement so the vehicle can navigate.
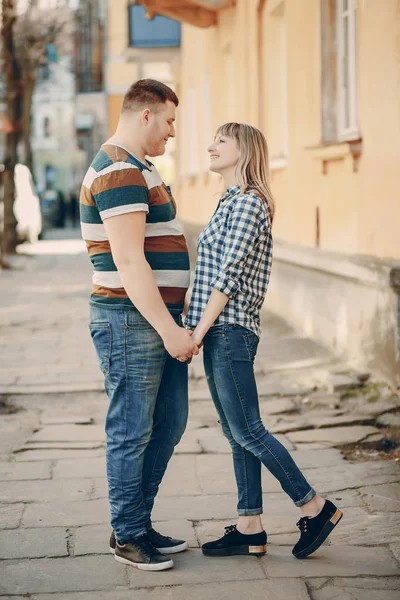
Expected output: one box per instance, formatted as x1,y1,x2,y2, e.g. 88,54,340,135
0,232,399,599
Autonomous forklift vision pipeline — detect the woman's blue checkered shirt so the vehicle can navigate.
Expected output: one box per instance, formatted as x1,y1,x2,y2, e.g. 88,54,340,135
185,185,273,338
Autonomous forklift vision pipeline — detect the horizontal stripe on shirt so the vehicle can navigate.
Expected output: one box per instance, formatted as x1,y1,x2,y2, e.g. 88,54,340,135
81,222,108,242
145,218,183,237
93,186,148,214
100,203,148,220
93,269,190,289
90,251,189,272
91,284,186,307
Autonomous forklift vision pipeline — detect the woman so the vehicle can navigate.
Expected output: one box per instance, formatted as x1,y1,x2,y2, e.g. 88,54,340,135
185,123,342,560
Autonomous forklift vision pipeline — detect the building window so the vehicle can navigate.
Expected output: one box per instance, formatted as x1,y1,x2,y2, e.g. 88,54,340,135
43,117,51,138
320,0,359,143
75,0,104,93
37,63,50,83
128,5,181,48
260,0,288,169
336,0,358,140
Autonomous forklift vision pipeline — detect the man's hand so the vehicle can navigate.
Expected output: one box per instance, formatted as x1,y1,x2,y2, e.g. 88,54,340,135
162,325,199,361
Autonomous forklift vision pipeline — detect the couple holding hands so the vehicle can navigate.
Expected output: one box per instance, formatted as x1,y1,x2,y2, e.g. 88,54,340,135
80,79,342,572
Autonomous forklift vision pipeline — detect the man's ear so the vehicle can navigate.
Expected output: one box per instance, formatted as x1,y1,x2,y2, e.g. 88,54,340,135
141,108,151,126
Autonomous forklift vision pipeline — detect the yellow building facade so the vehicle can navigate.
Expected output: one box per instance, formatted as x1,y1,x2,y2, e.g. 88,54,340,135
136,0,400,384
172,0,400,262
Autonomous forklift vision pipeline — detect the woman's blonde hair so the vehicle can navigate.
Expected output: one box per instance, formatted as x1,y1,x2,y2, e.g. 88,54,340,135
216,122,275,221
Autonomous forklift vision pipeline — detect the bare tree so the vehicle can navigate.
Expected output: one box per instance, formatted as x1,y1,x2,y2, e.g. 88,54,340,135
1,0,22,257
14,0,70,176
0,0,70,260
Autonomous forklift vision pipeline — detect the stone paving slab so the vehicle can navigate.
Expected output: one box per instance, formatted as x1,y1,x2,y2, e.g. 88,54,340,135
0,555,129,595
174,432,202,454
30,592,168,600
165,579,310,600
308,576,400,592
268,533,299,545
261,545,399,578
259,397,298,415
17,441,105,452
287,425,382,446
52,457,106,479
195,454,237,495
360,482,400,512
324,489,364,508
127,548,266,588
20,578,311,600
0,504,24,529
30,425,106,443
327,508,400,545
271,412,374,434
0,461,52,481
390,542,400,562
159,455,202,497
0,478,95,504
0,527,68,559
40,417,94,426
22,499,109,528
14,449,106,462
294,461,400,494
311,583,400,600
289,448,345,469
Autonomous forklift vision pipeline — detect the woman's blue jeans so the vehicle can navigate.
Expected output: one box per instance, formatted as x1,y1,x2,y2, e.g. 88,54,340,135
89,306,188,543
203,324,315,515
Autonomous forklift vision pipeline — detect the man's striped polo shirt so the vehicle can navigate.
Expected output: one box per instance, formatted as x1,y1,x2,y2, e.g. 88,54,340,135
80,143,190,312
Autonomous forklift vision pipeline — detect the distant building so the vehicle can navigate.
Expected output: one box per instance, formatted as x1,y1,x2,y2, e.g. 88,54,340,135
32,52,83,196
74,0,108,175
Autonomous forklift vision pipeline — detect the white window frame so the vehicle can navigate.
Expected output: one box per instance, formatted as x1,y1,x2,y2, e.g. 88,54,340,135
336,0,358,141
265,0,288,170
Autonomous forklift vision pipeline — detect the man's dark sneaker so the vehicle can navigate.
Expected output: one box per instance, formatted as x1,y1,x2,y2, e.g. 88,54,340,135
109,530,117,554
147,527,188,554
202,524,267,557
292,500,343,559
110,528,187,555
114,535,174,571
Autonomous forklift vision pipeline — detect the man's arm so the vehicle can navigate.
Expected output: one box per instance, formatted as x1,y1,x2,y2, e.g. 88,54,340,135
103,211,198,360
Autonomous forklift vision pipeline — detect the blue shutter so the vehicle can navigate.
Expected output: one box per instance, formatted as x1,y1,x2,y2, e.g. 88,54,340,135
129,5,181,48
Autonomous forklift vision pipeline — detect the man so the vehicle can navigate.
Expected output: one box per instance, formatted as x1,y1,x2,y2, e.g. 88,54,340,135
80,80,198,571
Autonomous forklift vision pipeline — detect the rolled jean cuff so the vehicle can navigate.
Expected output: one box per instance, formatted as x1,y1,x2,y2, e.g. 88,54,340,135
294,488,316,508
237,507,263,516
117,527,147,544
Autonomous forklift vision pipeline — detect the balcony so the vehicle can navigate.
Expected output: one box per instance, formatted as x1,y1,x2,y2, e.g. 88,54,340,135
130,0,235,28
129,4,181,48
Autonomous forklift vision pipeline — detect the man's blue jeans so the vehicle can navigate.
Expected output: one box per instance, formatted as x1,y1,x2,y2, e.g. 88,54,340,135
89,306,188,544
203,324,315,515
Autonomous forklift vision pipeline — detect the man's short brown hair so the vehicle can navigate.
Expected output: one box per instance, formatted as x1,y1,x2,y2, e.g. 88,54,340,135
122,79,179,113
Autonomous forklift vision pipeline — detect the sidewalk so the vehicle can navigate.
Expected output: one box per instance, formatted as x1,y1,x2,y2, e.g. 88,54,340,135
0,234,399,599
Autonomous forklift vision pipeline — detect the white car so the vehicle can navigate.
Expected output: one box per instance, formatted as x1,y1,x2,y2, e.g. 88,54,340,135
13,163,42,243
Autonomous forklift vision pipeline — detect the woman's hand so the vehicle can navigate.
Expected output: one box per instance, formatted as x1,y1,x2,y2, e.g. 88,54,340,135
191,329,204,349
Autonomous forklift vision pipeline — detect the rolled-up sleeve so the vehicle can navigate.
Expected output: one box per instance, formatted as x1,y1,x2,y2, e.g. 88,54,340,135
211,195,266,298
